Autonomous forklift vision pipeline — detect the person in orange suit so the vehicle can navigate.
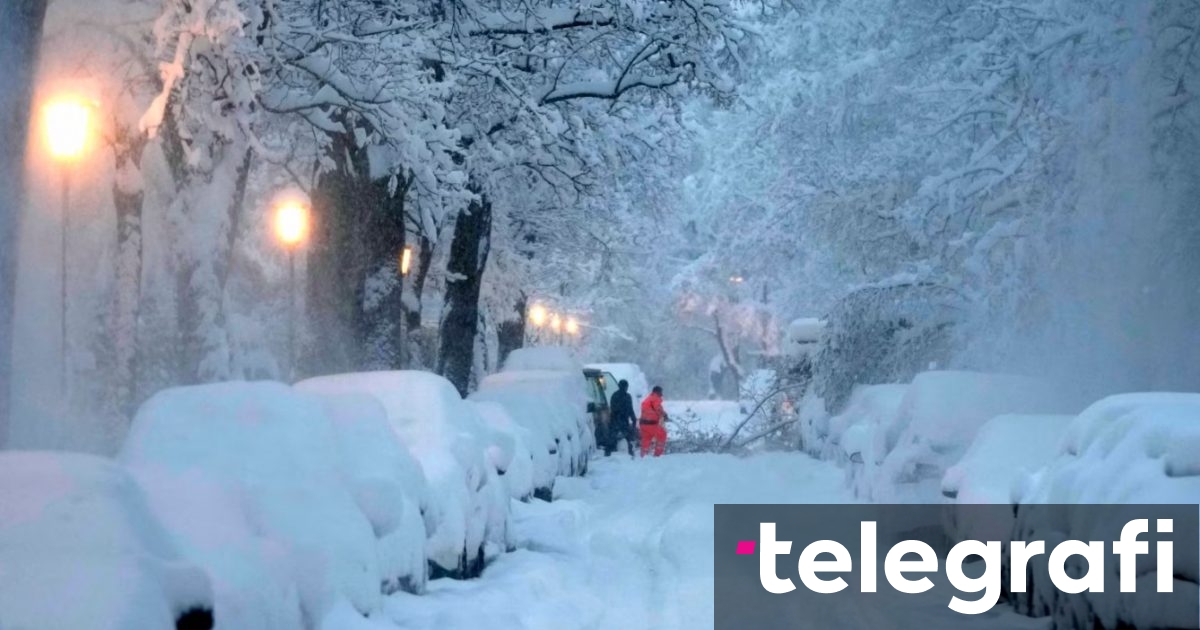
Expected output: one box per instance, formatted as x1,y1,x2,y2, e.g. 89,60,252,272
639,386,669,457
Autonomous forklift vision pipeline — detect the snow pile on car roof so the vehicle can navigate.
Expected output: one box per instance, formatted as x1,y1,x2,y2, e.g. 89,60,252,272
503,346,583,373
0,451,213,630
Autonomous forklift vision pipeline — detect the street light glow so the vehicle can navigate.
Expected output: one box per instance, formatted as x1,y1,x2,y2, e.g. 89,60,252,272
529,304,548,327
44,96,91,162
549,313,562,333
565,317,580,335
400,245,413,276
274,201,310,248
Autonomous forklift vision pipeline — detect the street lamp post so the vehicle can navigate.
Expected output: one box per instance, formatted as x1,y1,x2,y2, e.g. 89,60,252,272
273,199,309,380
43,96,92,396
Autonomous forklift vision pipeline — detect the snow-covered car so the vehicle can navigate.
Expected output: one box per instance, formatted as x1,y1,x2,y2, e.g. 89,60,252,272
831,383,909,466
295,370,510,579
826,384,911,497
0,452,214,630
471,347,596,496
868,371,1073,502
472,400,537,501
1008,394,1200,630
121,381,384,624
938,413,1073,542
311,391,431,594
472,368,594,493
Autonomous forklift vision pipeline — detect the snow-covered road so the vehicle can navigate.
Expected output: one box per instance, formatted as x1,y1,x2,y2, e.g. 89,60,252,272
365,453,1047,630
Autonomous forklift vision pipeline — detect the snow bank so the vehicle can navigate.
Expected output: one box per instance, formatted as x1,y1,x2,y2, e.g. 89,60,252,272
939,414,1073,542
296,371,509,578
120,381,381,622
472,368,594,485
1012,394,1200,628
0,452,214,630
586,362,650,402
865,371,1074,502
503,346,582,373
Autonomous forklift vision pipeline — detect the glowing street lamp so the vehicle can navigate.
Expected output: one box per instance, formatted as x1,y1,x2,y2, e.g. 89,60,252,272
565,317,580,336
44,98,91,161
43,95,94,396
400,245,413,277
273,198,310,379
528,304,548,328
274,200,309,248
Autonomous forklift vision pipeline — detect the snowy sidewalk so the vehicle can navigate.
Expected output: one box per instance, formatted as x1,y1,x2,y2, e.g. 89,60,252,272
375,452,854,629
371,453,1049,630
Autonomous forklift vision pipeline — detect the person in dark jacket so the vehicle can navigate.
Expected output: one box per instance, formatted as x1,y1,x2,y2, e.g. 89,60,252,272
609,379,638,457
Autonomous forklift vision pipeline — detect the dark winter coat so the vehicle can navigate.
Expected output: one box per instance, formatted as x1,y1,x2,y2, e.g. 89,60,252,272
610,389,637,428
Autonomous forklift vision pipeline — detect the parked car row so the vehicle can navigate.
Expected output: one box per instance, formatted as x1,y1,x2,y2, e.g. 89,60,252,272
820,371,1200,630
0,356,599,630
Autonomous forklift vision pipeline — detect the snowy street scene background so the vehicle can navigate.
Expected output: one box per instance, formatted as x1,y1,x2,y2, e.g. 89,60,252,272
0,0,1198,628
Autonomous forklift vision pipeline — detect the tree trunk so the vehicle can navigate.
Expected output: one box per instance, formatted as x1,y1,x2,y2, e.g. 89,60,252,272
175,145,251,383
0,0,49,444
714,313,744,399
307,132,408,375
110,124,147,416
496,295,526,367
437,190,492,395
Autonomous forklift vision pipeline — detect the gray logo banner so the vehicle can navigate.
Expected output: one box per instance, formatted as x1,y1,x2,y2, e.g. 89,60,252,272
715,504,1198,630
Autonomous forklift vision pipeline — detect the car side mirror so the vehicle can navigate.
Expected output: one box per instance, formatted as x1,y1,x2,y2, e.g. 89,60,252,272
587,402,597,413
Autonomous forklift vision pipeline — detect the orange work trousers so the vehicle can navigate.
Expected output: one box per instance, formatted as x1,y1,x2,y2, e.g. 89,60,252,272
639,422,666,457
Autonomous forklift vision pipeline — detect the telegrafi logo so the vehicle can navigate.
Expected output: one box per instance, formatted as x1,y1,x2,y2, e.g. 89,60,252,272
714,504,1198,630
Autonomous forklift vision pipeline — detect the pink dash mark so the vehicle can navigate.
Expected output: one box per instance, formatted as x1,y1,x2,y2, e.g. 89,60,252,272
736,540,756,555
